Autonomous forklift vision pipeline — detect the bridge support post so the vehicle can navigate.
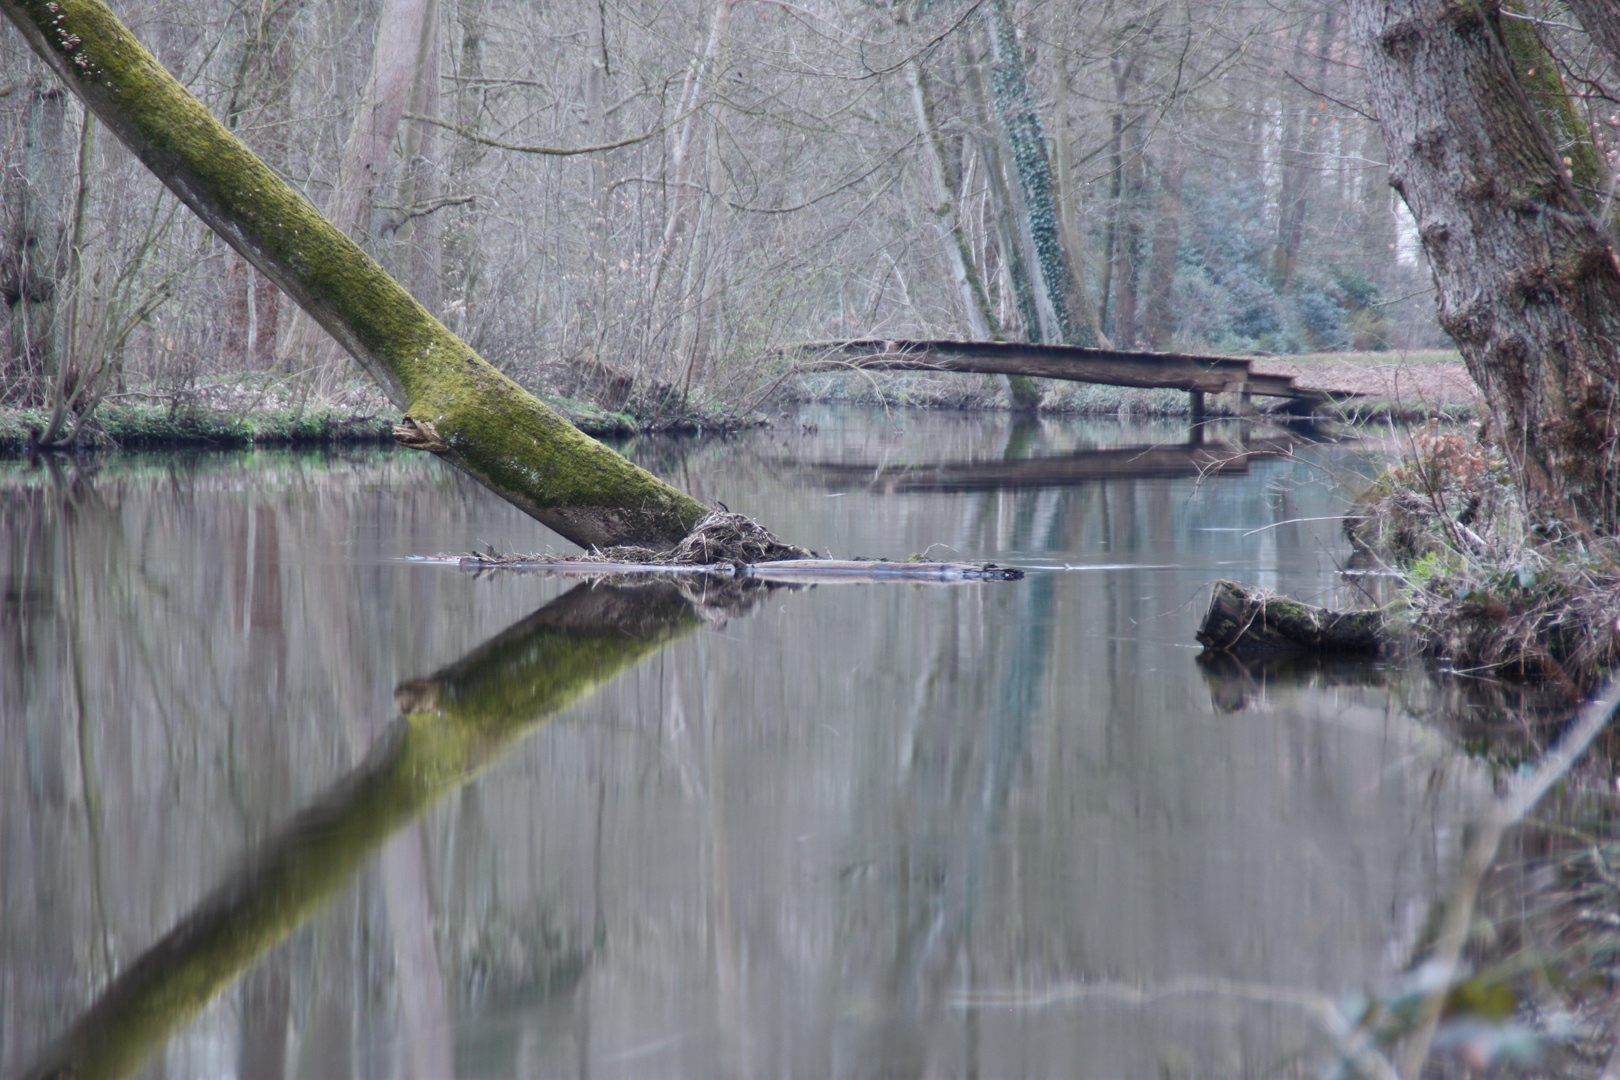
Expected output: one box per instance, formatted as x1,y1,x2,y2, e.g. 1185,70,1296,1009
1189,390,1205,425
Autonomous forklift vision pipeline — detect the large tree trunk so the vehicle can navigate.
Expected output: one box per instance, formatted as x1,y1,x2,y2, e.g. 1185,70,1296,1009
907,56,998,341
1138,142,1185,351
2,79,69,405
1350,0,1620,534
981,0,1097,349
0,0,708,549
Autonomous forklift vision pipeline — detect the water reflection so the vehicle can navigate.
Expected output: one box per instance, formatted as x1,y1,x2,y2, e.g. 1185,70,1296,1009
0,416,1500,1078
786,432,1307,493
16,579,722,1080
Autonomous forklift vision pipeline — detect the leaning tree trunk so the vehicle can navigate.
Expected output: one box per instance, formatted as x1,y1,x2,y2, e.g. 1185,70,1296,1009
1350,0,1620,535
0,0,708,550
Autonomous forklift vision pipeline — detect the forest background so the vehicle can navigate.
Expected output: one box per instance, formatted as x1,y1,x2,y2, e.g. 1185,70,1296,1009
0,0,1601,433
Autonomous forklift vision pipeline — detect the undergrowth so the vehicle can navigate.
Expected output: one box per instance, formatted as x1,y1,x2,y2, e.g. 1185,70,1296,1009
1348,423,1620,696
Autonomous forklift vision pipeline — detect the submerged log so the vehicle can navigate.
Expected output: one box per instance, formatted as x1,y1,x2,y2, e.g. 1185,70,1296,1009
1196,579,1391,657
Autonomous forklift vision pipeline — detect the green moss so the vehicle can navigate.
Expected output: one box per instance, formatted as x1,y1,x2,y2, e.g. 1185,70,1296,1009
1499,15,1609,214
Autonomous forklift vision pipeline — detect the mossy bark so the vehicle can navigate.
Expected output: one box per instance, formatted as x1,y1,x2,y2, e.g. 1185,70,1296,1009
0,0,707,549
1196,579,1391,656
17,582,701,1080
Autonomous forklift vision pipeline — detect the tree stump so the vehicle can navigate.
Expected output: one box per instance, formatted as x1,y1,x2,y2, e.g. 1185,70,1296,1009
1196,580,1389,657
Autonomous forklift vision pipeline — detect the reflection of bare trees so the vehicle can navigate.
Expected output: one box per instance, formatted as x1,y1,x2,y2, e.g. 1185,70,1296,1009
13,580,704,1080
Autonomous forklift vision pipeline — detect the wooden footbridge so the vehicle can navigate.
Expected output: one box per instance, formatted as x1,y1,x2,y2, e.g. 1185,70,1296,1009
795,340,1349,416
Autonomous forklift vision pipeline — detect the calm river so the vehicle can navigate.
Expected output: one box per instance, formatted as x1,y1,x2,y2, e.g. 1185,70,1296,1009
1,407,1493,1078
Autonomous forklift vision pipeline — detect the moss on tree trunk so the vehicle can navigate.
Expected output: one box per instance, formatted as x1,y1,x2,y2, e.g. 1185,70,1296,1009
0,0,707,549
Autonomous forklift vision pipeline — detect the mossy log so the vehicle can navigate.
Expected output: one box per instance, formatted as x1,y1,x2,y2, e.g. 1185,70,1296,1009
1196,579,1391,657
0,0,705,549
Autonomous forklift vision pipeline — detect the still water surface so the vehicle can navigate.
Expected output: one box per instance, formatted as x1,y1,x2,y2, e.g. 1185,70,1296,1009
1,408,1490,1078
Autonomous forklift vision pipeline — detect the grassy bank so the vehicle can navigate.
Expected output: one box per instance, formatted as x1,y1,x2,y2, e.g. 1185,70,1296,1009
3,349,1478,451
0,382,654,453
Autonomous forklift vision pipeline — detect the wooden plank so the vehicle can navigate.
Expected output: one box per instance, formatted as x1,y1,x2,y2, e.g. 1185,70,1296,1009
795,339,1339,403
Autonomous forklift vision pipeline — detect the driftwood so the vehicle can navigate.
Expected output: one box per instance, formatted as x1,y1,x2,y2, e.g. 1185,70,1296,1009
455,556,1025,584
1196,579,1391,657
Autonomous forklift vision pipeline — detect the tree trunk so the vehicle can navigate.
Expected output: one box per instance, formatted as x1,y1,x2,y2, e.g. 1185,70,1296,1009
907,56,998,341
1564,0,1620,80
981,0,1097,348
0,0,709,549
1350,0,1620,534
1496,13,1609,221
390,0,443,310
1275,13,1338,290
1050,47,1102,346
2,79,69,406
331,0,436,246
223,0,298,369
1139,142,1185,351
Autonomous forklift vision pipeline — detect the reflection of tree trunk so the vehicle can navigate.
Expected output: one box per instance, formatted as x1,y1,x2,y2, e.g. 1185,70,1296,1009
381,825,455,1080
1139,143,1185,350
3,80,69,405
16,581,705,1080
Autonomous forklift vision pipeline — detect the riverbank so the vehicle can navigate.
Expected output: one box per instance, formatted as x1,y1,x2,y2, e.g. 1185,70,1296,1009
1201,422,1620,719
1,349,1478,452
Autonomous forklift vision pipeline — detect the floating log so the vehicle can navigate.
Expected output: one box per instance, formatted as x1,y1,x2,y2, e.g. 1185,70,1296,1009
454,556,1024,584
1196,579,1390,656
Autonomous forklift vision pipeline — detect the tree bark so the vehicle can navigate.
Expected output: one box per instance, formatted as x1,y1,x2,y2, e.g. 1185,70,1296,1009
0,0,708,549
2,79,69,405
1139,141,1185,351
981,0,1098,348
907,56,998,341
1564,0,1620,77
1350,0,1620,534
